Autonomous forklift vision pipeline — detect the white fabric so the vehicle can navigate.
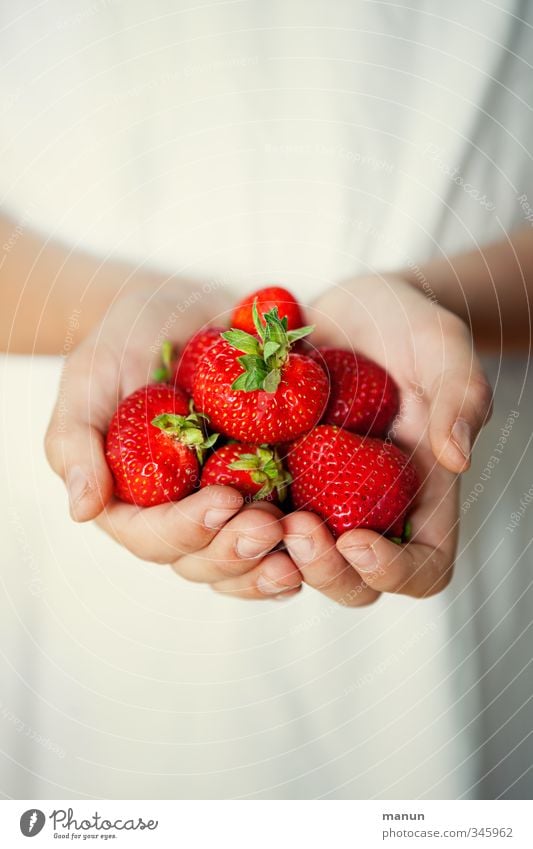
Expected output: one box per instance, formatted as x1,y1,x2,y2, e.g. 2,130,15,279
0,0,532,799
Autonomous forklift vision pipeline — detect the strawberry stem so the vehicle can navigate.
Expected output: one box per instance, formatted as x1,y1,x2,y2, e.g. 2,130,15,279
152,340,175,383
221,301,314,394
151,411,218,464
228,445,292,501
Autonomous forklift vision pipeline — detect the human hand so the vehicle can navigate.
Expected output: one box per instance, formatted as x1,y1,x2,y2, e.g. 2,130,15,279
45,289,301,600
282,275,493,604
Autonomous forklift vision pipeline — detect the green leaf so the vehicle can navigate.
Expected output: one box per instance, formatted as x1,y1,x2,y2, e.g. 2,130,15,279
231,372,252,391
152,339,176,383
151,412,218,464
263,368,281,393
250,470,268,485
254,481,274,501
263,341,281,360
237,453,261,462
229,458,260,471
245,370,263,391
152,367,169,382
237,354,266,372
286,324,315,343
152,413,186,432
221,329,260,355
252,299,265,339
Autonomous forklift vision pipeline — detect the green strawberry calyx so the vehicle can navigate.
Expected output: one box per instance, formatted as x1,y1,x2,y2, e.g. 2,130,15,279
221,300,314,394
228,445,293,501
151,410,218,464
390,519,413,546
152,339,175,383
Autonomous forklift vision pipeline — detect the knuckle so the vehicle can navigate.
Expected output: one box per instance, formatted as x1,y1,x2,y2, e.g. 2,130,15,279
351,589,381,607
421,563,454,598
442,310,470,340
469,376,493,415
216,556,248,579
43,423,62,472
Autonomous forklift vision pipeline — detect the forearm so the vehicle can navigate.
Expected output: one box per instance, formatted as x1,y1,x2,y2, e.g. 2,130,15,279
0,213,218,355
400,227,533,351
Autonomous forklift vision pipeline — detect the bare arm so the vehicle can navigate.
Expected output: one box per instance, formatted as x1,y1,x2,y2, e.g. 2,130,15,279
401,227,533,351
0,212,179,354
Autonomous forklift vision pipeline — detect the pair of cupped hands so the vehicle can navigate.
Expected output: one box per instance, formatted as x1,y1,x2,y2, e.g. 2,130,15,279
45,275,492,604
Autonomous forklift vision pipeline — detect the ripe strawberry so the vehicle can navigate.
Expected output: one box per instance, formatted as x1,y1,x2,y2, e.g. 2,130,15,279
173,326,225,395
105,384,217,506
201,443,292,503
231,286,304,335
287,425,418,539
192,303,329,443
310,347,399,438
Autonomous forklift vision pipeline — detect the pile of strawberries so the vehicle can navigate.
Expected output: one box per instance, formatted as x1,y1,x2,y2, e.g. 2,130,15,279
106,287,418,540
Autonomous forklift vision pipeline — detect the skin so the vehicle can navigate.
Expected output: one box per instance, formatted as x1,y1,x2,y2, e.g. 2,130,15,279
2,214,532,602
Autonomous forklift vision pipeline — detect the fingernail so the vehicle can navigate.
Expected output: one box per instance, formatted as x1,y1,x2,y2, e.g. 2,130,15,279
341,544,377,573
204,508,237,530
451,418,471,462
271,589,299,602
285,535,315,564
66,466,88,515
236,537,273,560
257,573,289,595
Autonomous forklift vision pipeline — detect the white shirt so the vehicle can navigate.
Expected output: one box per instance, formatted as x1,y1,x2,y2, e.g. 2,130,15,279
1,0,532,799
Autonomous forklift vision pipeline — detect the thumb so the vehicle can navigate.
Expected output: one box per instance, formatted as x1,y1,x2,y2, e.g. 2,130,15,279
428,366,493,473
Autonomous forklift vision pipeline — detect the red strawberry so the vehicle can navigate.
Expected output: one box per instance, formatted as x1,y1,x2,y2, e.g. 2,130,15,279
193,303,329,443
231,286,304,335
174,326,225,395
201,443,292,503
105,384,217,506
287,425,418,539
311,347,399,438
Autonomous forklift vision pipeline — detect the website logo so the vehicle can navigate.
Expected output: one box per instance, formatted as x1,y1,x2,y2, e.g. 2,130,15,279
20,809,46,837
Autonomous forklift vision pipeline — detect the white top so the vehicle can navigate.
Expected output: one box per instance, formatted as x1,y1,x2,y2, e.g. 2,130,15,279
1,0,532,799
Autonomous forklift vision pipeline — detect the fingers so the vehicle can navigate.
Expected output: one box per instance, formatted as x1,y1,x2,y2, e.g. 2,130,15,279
45,340,121,522
337,531,454,598
45,421,114,522
96,485,244,563
424,315,493,473
171,503,285,583
211,550,302,600
282,511,380,606
337,462,459,598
